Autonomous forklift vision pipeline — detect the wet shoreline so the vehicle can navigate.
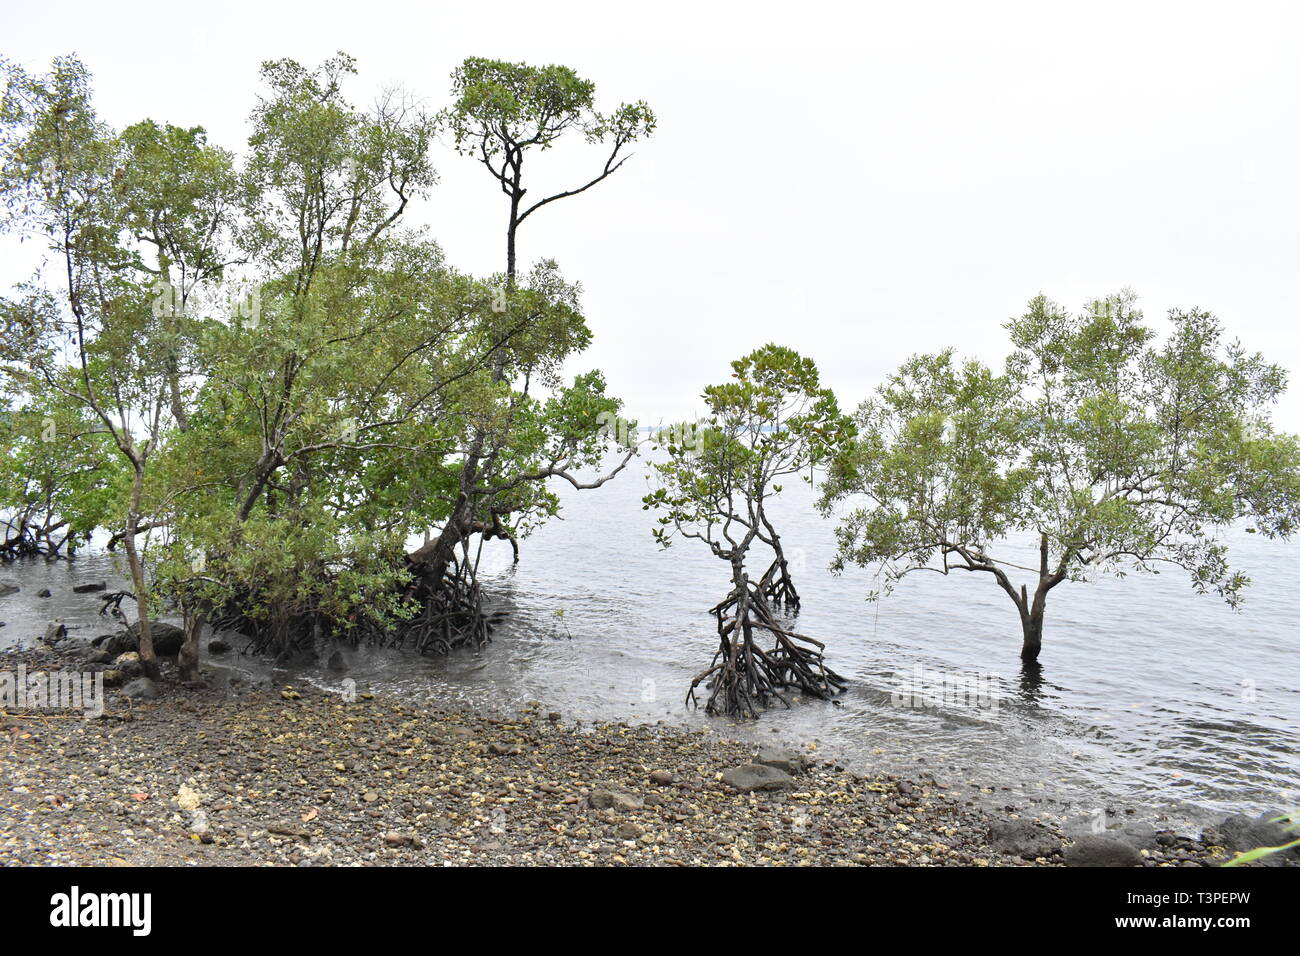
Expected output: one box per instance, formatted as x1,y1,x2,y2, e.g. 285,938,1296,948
2,642,1269,867
4,518,1298,831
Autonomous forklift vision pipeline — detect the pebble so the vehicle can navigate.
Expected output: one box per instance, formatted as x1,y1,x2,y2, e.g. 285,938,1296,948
0,643,1250,869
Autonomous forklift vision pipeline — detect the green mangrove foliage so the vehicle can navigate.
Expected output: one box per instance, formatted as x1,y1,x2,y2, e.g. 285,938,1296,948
407,57,654,596
821,292,1300,663
646,345,853,717
0,52,649,678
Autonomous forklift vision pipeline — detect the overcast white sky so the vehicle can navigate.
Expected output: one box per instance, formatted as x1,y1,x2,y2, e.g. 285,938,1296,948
5,0,1300,428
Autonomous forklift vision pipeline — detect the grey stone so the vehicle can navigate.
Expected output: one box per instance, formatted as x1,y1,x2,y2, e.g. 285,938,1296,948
112,652,144,678
1064,834,1143,867
721,763,795,793
1115,822,1159,850
72,581,106,593
267,821,312,840
987,818,1059,859
1203,813,1298,866
122,621,184,656
121,677,159,700
754,745,810,776
588,786,643,811
92,633,127,656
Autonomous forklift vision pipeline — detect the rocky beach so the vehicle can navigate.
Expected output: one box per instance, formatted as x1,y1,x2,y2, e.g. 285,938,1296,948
2,640,1291,868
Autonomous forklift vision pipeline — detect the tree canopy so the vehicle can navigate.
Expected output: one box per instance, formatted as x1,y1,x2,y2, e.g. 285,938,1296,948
0,51,648,677
821,292,1300,661
646,344,852,716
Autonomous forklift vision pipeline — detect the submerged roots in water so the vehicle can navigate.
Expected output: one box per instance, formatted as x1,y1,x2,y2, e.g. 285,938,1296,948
691,581,844,719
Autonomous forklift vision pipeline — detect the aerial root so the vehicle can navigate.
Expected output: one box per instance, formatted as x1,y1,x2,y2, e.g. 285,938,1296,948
689,581,843,718
209,552,502,658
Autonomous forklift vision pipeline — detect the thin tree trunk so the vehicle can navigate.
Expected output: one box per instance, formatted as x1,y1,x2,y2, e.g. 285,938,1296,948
414,194,522,576
122,480,160,681
178,606,206,683
506,201,518,288
121,560,156,676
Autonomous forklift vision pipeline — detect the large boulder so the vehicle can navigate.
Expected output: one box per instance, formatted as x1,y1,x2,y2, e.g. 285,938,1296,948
94,622,184,656
721,763,795,793
122,621,185,656
91,632,124,655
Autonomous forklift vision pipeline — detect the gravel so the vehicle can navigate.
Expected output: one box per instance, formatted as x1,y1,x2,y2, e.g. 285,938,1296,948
0,645,1245,867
